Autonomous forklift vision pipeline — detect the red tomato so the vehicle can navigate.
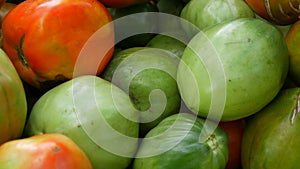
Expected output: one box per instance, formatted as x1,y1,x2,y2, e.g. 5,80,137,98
219,119,246,169
98,0,150,8
246,0,300,25
2,0,114,90
0,134,92,169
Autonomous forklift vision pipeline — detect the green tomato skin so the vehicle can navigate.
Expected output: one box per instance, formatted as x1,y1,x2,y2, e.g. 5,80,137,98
242,88,300,169
146,33,187,59
133,113,229,169
180,0,254,30
101,47,181,136
24,75,139,169
177,18,289,121
0,49,27,144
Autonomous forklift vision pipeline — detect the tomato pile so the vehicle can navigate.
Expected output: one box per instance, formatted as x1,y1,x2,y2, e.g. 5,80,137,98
0,0,299,169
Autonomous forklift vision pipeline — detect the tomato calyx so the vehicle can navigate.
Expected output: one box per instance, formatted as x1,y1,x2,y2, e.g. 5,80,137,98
15,34,29,68
204,134,219,151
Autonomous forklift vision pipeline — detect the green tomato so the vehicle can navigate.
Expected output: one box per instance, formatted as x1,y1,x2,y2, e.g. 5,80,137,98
24,75,139,169
101,47,181,136
177,18,289,121
180,0,254,36
242,88,300,169
156,0,185,16
0,48,27,145
155,0,186,33
108,2,158,49
133,113,229,169
146,33,187,58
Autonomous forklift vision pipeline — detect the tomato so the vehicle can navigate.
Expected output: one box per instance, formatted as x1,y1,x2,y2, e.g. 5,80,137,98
242,88,300,169
101,47,181,136
98,0,150,8
2,0,114,90
180,0,254,31
0,134,92,169
219,119,246,169
177,18,289,121
0,49,27,145
246,0,300,25
133,113,229,169
24,75,139,169
108,2,158,49
286,20,300,86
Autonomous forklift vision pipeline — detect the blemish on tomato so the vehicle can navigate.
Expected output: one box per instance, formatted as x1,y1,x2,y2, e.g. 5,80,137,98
16,34,29,68
290,92,300,125
53,146,60,153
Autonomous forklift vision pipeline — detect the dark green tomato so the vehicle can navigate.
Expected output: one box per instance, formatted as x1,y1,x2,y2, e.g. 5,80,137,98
108,2,158,49
133,113,229,169
155,0,186,33
156,0,185,16
242,88,300,169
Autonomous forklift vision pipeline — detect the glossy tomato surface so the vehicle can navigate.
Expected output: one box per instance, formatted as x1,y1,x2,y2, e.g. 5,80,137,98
246,0,300,25
0,134,92,169
2,0,114,90
220,119,246,169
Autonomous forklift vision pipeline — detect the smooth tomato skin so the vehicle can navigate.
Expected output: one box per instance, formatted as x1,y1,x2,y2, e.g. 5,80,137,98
2,0,114,89
219,120,246,169
246,0,300,25
245,0,269,20
0,49,27,145
98,0,150,8
0,134,92,169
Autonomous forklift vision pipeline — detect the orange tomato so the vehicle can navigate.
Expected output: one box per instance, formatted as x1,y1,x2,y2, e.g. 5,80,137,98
0,134,92,169
219,119,246,169
246,0,300,25
98,0,150,8
2,0,114,90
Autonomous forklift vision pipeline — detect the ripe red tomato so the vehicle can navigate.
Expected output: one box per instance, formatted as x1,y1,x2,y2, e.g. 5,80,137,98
2,0,114,90
246,0,300,25
219,119,246,169
98,0,150,8
0,134,92,169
